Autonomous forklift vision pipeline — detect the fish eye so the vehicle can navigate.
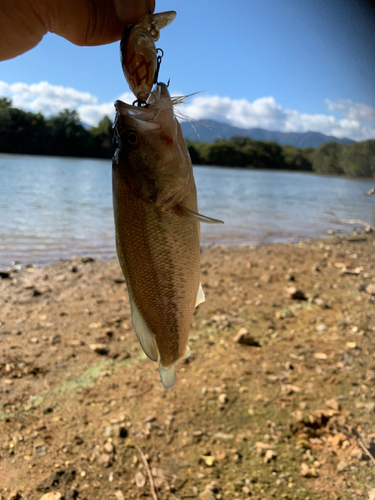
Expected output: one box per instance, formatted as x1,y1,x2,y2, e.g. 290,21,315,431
125,130,139,146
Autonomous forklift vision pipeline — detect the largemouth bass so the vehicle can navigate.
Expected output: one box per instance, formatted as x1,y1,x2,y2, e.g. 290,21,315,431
112,83,222,389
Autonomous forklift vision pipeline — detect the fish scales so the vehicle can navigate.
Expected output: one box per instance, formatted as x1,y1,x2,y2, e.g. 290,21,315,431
113,173,200,369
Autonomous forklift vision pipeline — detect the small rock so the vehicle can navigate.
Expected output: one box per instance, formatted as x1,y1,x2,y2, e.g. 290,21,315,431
200,455,215,467
300,463,318,478
264,449,277,463
315,324,327,333
65,490,78,500
39,494,62,500
6,491,23,500
98,453,112,468
233,328,258,346
285,286,306,300
336,460,349,472
365,284,375,296
205,481,221,493
104,442,114,453
89,343,109,355
314,352,327,360
114,491,125,500
325,399,340,411
364,402,375,413
218,393,228,404
331,433,347,448
314,297,328,309
369,488,375,500
135,471,146,487
199,491,215,500
81,256,95,263
350,448,363,460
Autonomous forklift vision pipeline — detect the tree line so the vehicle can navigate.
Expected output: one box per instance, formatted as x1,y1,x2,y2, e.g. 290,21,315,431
0,97,112,158
1,98,374,177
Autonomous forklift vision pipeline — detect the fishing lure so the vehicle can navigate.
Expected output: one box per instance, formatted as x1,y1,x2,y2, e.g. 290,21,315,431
120,11,176,103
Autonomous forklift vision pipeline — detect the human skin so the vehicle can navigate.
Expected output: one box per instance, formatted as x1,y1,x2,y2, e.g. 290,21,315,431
0,0,155,61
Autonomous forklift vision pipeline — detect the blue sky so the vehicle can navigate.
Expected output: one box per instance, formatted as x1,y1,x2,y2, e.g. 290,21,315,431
1,0,374,141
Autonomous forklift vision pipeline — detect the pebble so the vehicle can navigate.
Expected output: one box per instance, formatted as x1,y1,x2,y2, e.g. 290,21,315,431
336,460,349,472
300,463,318,478
285,286,306,300
365,284,375,296
39,494,62,500
314,297,328,308
135,471,146,487
98,453,112,467
6,492,23,500
325,398,340,411
200,455,215,467
218,393,228,404
315,324,327,333
114,492,125,500
104,441,114,453
199,491,215,500
233,328,258,346
89,343,109,355
264,449,277,463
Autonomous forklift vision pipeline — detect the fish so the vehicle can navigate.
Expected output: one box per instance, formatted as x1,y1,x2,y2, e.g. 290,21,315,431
120,11,177,102
112,83,223,389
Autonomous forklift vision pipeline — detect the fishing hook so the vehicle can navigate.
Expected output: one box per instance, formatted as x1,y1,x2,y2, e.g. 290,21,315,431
153,48,164,84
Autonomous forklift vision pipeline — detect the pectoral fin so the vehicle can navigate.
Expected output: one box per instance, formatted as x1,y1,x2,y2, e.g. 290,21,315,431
129,292,159,362
176,205,224,224
195,283,205,307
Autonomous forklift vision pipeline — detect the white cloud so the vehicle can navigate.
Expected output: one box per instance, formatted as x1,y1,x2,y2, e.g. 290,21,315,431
1,80,374,141
0,81,96,116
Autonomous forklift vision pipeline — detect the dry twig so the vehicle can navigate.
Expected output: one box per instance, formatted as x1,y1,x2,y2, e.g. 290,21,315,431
135,444,159,500
356,436,375,466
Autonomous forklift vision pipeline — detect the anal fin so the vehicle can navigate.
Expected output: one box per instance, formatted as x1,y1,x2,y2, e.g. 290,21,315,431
129,292,159,362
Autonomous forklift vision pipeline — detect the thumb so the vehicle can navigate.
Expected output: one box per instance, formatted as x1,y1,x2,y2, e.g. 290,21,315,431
49,0,155,46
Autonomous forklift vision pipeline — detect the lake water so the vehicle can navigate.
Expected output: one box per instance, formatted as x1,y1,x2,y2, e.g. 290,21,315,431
0,154,374,268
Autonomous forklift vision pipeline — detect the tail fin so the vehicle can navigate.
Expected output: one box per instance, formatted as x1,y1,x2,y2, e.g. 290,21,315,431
159,364,177,389
159,346,191,389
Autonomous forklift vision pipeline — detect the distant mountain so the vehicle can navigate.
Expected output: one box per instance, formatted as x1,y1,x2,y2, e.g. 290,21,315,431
180,119,355,149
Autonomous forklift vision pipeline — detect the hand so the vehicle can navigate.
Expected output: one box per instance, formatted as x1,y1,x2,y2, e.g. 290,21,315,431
0,0,155,61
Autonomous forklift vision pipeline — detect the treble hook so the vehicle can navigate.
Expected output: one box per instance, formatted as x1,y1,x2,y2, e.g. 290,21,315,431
153,48,164,84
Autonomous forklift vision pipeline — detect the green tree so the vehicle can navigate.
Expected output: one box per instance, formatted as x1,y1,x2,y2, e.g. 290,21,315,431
282,145,312,171
340,140,375,177
312,142,344,175
47,109,93,157
89,115,113,158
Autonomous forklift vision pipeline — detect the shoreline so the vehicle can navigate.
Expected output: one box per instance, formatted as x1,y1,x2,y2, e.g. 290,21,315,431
0,227,369,272
2,153,375,181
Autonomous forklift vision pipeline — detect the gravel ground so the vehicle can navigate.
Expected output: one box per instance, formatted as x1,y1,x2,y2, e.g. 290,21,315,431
0,233,374,500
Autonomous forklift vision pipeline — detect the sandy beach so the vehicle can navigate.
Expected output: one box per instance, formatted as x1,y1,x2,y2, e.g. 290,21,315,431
0,233,374,500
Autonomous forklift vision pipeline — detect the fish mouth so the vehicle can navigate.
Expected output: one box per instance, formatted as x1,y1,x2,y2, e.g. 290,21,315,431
114,100,162,131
